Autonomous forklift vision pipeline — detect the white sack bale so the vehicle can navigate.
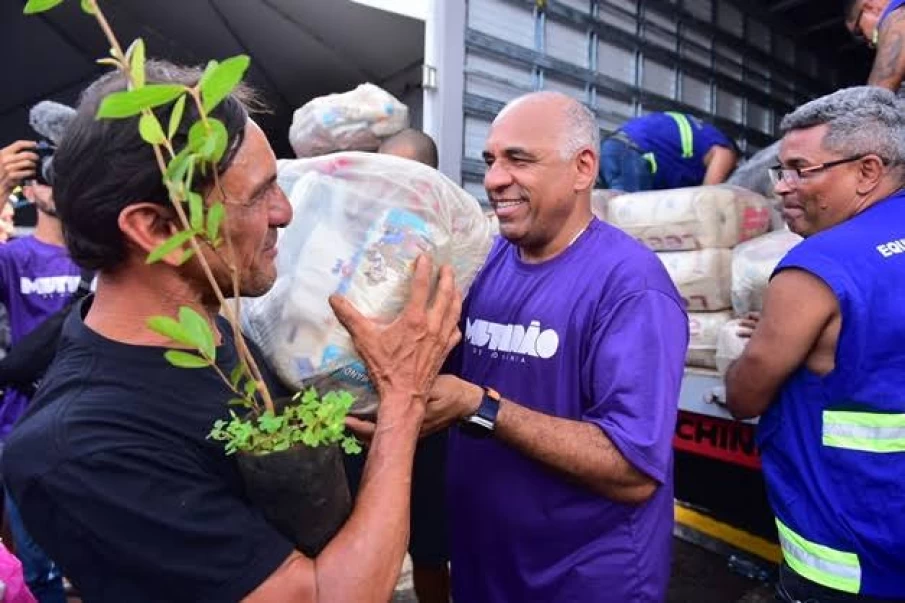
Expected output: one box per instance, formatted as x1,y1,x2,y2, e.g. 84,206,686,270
687,311,735,369
715,319,750,376
242,152,493,416
607,184,772,251
591,189,623,221
731,230,802,315
289,84,409,158
658,249,733,312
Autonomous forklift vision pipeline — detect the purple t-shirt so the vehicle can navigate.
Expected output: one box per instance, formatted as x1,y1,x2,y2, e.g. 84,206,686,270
446,219,688,603
0,236,81,438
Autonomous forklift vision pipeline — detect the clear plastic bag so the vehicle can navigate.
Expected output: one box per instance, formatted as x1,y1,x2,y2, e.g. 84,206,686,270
686,311,734,369
731,230,802,315
242,152,493,415
288,84,409,158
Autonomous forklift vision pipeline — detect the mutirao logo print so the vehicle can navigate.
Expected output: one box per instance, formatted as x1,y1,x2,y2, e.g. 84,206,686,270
465,318,560,361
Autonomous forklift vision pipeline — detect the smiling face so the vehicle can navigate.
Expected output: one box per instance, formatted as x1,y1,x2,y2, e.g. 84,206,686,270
774,125,867,237
205,121,293,297
482,95,594,256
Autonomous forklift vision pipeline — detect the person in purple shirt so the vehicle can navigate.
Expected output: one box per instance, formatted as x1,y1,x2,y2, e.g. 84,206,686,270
0,139,79,603
421,91,689,602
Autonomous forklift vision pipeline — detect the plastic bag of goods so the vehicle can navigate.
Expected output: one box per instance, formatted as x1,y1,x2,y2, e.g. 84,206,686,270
657,249,732,312
731,230,802,315
242,152,493,416
606,185,771,251
288,84,409,158
715,319,750,376
687,311,734,369
591,189,622,221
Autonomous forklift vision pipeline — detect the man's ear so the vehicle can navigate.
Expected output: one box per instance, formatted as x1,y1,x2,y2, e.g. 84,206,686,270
856,154,887,195
117,203,183,267
574,147,598,191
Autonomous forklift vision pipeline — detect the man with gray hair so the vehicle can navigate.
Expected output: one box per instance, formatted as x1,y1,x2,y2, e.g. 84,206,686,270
726,86,905,601
421,91,688,601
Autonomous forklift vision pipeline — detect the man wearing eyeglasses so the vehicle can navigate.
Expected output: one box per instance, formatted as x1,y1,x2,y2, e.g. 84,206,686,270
845,0,905,93
726,86,905,602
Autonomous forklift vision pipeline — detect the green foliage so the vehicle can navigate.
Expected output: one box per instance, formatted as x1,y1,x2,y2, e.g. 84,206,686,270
96,84,185,119
147,307,216,363
209,388,362,456
164,350,209,369
199,56,250,113
23,0,63,14
138,112,166,145
80,0,95,14
206,202,225,243
127,39,146,88
146,230,195,264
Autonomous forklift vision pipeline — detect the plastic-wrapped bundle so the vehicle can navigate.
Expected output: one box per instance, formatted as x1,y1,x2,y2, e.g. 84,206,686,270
657,249,732,312
687,311,734,369
731,230,802,315
288,84,409,158
727,141,781,199
715,319,749,376
607,185,771,251
242,152,493,416
590,189,623,221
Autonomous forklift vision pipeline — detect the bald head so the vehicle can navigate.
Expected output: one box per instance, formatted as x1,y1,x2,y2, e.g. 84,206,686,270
378,129,439,168
494,91,600,159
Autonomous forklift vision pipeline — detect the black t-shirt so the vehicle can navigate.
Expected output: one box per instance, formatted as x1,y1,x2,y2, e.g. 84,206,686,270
2,299,295,602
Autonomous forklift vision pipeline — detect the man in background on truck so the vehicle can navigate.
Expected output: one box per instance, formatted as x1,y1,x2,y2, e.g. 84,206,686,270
599,111,738,192
726,86,905,601
846,0,905,93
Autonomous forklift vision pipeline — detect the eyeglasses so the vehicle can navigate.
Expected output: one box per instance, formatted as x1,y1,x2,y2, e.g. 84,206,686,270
767,154,867,187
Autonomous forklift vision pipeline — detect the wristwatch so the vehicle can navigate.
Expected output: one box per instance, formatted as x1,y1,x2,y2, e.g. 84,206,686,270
459,387,501,438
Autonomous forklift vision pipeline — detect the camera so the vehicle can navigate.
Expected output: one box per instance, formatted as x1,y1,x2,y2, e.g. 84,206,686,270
33,140,56,186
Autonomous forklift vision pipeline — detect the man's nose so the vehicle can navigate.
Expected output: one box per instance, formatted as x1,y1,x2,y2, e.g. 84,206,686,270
773,175,792,197
270,189,293,228
484,160,514,192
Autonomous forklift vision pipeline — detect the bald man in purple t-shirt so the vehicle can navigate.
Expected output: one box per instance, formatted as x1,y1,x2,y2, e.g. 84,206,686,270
422,92,689,602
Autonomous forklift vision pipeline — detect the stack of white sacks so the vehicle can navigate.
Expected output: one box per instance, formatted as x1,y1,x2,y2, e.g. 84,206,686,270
604,185,782,372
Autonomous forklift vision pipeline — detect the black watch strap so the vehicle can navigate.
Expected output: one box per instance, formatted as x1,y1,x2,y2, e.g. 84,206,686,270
460,387,501,438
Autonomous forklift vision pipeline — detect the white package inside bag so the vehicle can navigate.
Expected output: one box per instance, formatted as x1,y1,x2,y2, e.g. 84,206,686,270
288,84,409,158
241,152,494,416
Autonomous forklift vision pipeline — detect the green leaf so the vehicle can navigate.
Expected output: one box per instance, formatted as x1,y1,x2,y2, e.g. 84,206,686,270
164,350,209,369
96,84,185,119
188,118,228,163
96,57,120,68
199,55,250,113
206,202,225,243
146,229,195,264
80,0,96,13
138,112,166,145
146,316,197,347
165,149,192,184
168,95,186,140
227,397,249,407
230,364,244,389
23,0,63,14
178,306,215,361
244,378,258,399
128,39,146,88
178,247,196,266
187,192,204,231
342,437,363,455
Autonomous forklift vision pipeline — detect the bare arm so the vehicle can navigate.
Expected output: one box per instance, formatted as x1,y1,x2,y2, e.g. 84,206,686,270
244,256,462,602
702,146,738,185
725,269,837,420
0,141,38,199
869,9,905,91
496,397,656,503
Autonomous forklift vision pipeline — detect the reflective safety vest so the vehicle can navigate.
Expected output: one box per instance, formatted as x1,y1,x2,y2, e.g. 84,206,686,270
759,191,905,598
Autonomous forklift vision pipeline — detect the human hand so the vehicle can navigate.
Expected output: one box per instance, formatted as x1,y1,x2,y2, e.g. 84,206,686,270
737,312,761,339
0,141,39,196
329,254,462,424
422,374,483,436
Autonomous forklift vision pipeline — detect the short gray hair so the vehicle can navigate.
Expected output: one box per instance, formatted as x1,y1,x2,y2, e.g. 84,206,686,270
501,91,601,159
780,86,905,164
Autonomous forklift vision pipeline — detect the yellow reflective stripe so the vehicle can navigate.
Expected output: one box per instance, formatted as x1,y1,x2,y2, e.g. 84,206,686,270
775,520,861,594
642,152,657,174
822,411,905,453
666,111,694,158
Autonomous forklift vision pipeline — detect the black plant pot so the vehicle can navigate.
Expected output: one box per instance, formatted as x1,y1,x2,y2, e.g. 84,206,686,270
236,402,352,557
